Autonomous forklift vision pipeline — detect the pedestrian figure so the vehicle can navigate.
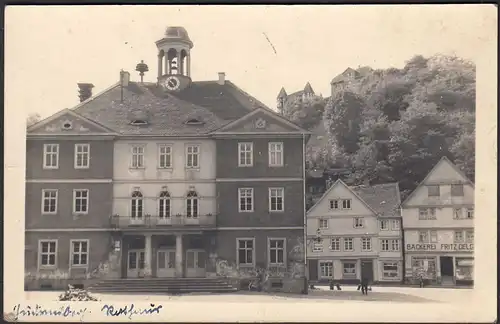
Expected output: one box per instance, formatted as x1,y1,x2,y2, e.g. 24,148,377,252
360,277,369,295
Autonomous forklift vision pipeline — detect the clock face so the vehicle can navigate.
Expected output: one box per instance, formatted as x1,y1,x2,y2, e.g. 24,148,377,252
164,76,180,91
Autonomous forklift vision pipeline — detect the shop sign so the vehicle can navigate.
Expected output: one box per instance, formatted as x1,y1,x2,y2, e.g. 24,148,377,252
406,243,473,251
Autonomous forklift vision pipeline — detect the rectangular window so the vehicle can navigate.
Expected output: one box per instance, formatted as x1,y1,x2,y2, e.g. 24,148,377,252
454,231,464,243
238,188,254,212
71,240,89,267
73,189,89,214
451,184,464,197
39,240,57,267
391,219,401,230
418,231,429,243
430,230,438,243
186,145,200,168
465,230,474,243
361,237,372,251
319,219,328,229
353,217,364,228
43,144,59,169
381,239,399,251
380,220,389,230
268,142,284,167
41,189,58,214
158,145,172,168
419,208,436,220
391,239,400,251
342,261,356,277
381,239,389,251
131,145,145,168
74,144,90,169
453,208,463,219
427,185,440,197
238,142,253,167
330,238,340,251
382,262,399,279
269,238,285,265
237,238,254,266
342,199,352,209
343,238,354,251
269,188,284,212
329,199,339,210
466,208,474,219
319,261,333,278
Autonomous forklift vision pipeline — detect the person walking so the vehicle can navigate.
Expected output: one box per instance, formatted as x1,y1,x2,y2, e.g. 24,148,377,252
360,276,369,295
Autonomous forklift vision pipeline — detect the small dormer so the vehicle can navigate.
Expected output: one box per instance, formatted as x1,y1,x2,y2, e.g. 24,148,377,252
185,118,204,125
128,110,150,126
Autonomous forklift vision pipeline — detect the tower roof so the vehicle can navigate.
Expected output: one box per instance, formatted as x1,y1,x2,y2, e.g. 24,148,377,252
156,26,193,48
303,82,314,94
277,87,287,99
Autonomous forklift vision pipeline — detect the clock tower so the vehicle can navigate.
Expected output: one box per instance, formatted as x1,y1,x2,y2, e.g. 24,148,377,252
156,26,194,92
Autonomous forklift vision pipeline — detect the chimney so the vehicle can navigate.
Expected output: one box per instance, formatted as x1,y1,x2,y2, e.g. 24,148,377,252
120,70,130,87
77,83,94,102
217,72,226,85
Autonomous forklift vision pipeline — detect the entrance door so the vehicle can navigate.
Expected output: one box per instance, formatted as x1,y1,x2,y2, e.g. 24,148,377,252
127,250,145,277
157,249,176,278
308,260,319,281
440,256,454,276
185,249,206,277
361,260,374,283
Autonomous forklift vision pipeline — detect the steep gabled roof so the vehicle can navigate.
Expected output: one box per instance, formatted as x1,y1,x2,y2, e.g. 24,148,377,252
307,179,379,216
401,156,475,207
352,182,402,217
27,108,117,134
330,67,360,85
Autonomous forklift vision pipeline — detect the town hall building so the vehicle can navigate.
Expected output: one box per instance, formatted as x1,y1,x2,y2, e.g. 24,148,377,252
25,26,310,293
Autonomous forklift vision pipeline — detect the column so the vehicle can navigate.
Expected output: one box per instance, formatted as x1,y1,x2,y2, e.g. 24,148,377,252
157,53,163,79
165,55,169,75
178,52,184,75
144,234,152,277
186,54,191,77
175,234,183,277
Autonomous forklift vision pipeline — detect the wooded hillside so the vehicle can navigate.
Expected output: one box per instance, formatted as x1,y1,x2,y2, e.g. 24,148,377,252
283,54,476,199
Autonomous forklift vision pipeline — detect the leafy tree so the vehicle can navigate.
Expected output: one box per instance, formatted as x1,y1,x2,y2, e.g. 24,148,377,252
283,95,325,130
27,113,42,127
323,91,365,155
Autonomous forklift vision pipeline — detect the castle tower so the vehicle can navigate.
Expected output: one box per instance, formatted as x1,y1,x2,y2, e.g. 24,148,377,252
277,87,288,115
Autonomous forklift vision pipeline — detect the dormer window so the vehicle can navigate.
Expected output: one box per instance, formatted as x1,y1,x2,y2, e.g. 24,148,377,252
130,120,148,126
185,118,204,125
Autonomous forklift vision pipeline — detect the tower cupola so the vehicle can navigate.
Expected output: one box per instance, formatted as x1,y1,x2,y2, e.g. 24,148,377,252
156,26,193,80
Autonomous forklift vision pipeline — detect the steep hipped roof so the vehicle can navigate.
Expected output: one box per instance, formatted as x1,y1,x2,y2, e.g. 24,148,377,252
351,182,402,217
73,82,226,136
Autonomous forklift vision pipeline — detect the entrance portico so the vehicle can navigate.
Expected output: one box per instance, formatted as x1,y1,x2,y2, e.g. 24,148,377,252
121,232,212,278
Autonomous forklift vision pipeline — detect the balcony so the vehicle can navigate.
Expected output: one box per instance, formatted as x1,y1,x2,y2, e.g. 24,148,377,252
110,214,216,229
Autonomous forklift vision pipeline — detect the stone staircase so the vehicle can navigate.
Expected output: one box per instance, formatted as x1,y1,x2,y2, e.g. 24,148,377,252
88,277,239,294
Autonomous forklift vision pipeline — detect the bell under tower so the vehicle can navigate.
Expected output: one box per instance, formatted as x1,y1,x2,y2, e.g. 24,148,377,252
156,26,194,92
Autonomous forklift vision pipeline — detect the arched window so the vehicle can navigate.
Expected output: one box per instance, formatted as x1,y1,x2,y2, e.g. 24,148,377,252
131,190,143,219
158,191,171,219
186,190,199,218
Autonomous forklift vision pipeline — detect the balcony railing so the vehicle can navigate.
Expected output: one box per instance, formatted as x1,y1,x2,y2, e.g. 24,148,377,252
110,214,216,228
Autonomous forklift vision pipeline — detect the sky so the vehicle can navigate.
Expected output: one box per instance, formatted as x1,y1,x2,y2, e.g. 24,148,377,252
5,5,496,118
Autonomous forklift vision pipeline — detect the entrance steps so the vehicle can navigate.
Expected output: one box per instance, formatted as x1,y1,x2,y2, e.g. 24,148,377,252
88,277,239,294
440,276,455,287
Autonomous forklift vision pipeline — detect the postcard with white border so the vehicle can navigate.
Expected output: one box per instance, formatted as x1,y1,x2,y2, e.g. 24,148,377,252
3,4,498,322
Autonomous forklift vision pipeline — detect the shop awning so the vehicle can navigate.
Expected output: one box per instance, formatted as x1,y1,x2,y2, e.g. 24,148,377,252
457,259,474,266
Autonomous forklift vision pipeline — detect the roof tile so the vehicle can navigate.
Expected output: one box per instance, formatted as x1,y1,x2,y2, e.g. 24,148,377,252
352,182,401,217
